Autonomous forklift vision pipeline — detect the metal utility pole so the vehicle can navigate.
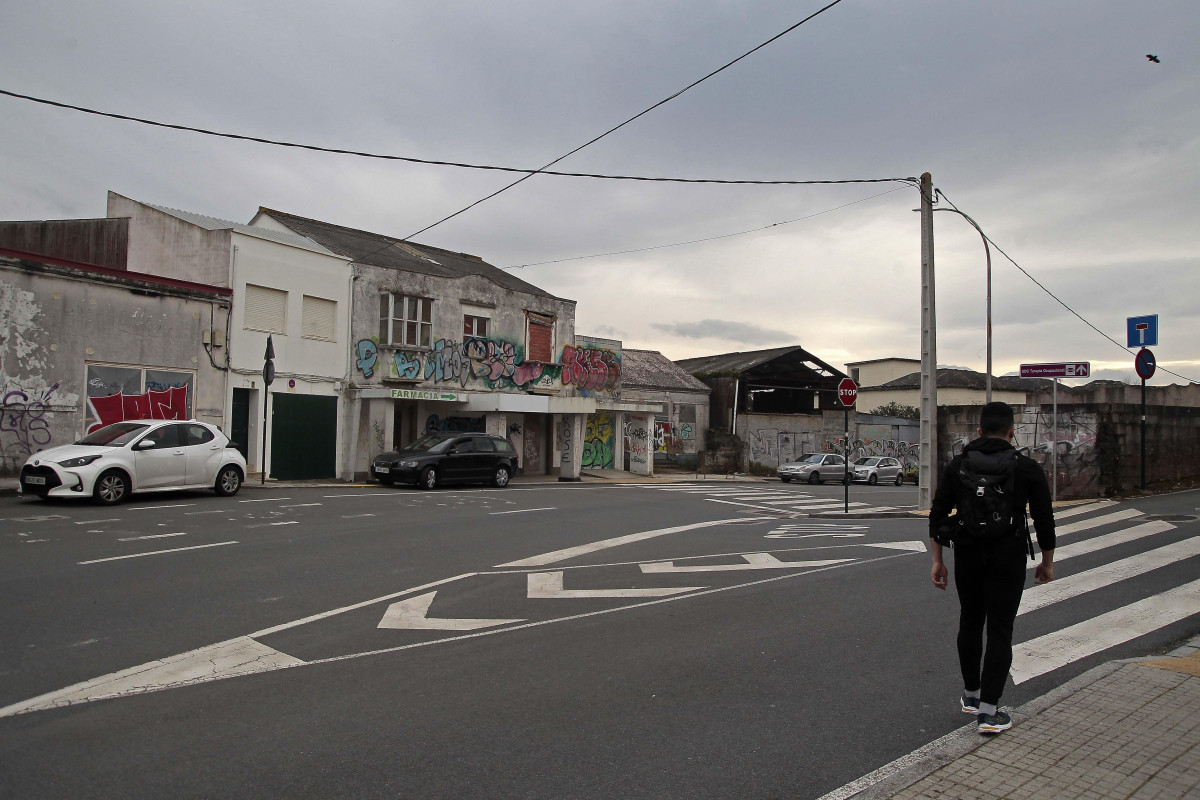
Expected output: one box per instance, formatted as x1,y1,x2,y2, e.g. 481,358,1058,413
918,173,938,511
931,207,992,402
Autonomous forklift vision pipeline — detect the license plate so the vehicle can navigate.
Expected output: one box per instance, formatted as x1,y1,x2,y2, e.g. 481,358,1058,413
25,476,46,485
374,466,390,474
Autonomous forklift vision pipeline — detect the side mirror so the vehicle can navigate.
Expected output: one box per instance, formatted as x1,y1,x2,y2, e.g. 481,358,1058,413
136,439,156,449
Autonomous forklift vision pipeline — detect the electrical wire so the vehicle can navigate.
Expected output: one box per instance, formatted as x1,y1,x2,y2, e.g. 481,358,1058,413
507,185,905,269
404,0,851,239
936,190,1198,384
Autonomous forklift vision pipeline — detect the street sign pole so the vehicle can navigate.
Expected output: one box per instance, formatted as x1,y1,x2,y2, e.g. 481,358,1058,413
838,377,858,514
1052,379,1058,503
1141,376,1146,490
1134,348,1156,490
262,335,275,485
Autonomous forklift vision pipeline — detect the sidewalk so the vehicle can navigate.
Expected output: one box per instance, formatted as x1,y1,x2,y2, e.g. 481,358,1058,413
827,634,1200,800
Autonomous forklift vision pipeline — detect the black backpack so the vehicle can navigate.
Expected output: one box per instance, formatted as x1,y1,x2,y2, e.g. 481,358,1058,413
953,449,1021,540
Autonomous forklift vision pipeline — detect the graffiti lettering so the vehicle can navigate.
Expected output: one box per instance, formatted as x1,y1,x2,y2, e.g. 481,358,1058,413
355,340,379,378
393,351,421,380
583,413,614,469
625,421,650,465
86,386,189,434
1,385,57,454
561,345,621,393
425,414,485,433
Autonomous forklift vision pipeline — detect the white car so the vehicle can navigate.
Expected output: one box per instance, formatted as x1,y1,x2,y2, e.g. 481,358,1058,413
19,420,247,505
778,453,847,484
850,456,906,485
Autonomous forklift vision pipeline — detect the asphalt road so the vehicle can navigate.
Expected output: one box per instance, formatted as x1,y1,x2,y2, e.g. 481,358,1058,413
0,480,1196,799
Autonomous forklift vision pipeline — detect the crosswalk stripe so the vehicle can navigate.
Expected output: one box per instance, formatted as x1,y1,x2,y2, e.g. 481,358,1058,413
1052,520,1177,562
1048,508,1143,537
1052,501,1115,520
1009,578,1200,685
1019,535,1200,615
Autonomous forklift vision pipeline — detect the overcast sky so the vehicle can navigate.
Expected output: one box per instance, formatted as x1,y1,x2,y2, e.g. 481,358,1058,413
2,1,1197,386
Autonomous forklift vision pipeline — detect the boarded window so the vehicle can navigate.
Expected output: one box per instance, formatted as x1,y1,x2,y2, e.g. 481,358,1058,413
527,315,554,362
244,284,287,334
302,295,337,341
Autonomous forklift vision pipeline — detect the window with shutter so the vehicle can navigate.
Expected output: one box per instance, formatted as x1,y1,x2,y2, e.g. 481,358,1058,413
301,295,337,341
244,284,287,334
527,315,554,362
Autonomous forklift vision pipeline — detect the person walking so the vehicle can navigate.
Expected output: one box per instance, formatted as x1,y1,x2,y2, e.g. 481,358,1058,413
929,401,1056,734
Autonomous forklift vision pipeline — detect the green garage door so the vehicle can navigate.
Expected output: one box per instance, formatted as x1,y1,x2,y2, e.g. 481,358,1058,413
270,393,338,480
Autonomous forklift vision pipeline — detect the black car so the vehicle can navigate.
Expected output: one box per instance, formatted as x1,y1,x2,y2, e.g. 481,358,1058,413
370,432,519,489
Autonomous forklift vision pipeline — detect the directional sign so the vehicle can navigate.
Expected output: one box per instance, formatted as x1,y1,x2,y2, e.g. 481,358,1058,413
838,377,858,407
1019,362,1091,379
1135,348,1156,381
1127,315,1159,348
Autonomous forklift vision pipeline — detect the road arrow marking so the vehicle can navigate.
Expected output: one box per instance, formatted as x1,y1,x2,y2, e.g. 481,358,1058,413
527,571,704,598
640,552,854,573
377,591,524,631
863,541,928,552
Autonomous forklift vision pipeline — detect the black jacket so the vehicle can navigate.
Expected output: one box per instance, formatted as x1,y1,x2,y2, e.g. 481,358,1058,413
929,436,1056,552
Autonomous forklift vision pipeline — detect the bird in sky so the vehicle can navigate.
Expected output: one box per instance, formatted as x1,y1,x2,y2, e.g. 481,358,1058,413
1146,54,1160,63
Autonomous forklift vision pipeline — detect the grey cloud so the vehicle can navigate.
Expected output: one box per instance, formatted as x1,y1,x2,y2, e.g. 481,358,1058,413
651,319,794,346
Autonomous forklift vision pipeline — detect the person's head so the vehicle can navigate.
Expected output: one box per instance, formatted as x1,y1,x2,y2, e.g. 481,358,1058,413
979,401,1015,440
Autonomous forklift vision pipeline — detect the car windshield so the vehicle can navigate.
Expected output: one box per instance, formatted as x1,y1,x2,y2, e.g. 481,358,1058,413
800,454,824,464
854,458,881,466
74,422,151,447
403,434,456,453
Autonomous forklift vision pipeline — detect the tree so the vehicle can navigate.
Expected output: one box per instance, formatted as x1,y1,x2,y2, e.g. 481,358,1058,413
868,402,920,420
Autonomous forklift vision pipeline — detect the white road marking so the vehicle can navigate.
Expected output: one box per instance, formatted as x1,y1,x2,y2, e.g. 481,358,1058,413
1051,501,1114,520
238,497,291,503
495,517,769,568
75,518,120,525
1019,535,1200,615
1051,508,1144,537
323,493,395,498
641,552,852,573
128,504,195,510
1051,520,1177,562
1009,578,1200,684
765,532,867,539
489,507,556,515
527,571,703,598
246,521,300,528
79,541,238,564
377,591,524,630
280,503,322,508
341,513,377,519
117,532,188,542
184,510,225,515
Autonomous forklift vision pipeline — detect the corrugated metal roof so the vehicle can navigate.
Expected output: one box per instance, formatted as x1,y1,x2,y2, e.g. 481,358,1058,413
873,368,1052,392
622,349,711,393
675,346,844,380
257,208,565,300
145,204,336,255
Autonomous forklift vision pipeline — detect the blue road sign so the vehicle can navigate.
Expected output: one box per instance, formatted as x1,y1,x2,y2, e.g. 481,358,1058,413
1135,348,1156,381
1127,315,1159,348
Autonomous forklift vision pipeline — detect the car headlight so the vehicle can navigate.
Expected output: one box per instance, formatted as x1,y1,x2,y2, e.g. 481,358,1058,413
398,460,419,468
57,455,102,468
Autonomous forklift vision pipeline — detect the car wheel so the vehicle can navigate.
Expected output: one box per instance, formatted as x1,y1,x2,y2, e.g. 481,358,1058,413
808,472,821,485
214,465,243,497
420,467,438,490
780,476,791,483
868,473,878,485
493,466,510,488
895,472,904,486
93,470,130,505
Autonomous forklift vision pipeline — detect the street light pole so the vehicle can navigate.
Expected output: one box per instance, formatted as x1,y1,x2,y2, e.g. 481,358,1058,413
932,207,993,402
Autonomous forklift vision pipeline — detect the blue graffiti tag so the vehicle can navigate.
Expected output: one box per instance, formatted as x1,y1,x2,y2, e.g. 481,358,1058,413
355,340,379,378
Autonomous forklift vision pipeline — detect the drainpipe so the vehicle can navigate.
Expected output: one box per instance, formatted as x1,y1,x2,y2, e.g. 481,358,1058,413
343,271,359,481
731,378,740,435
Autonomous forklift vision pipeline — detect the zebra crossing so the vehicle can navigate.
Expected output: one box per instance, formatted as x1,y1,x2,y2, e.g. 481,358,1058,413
640,482,907,515
1010,499,1200,684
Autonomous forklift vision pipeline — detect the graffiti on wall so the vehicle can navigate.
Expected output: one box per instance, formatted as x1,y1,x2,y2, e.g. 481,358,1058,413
425,414,485,433
355,340,379,379
1,385,57,454
626,420,650,465
393,351,421,380
583,413,615,469
825,437,921,476
748,428,811,466
561,345,621,394
86,385,190,434
1017,410,1099,495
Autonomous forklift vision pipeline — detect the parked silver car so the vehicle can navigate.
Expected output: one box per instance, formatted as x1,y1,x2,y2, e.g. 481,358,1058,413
778,453,847,484
850,456,905,485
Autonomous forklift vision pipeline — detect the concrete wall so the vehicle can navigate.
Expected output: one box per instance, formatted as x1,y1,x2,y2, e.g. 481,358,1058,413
0,256,229,476
108,192,232,287
738,411,846,470
848,359,920,387
858,386,1026,413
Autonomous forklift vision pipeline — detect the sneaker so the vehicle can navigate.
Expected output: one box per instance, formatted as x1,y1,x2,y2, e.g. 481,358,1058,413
977,710,1012,734
961,694,980,714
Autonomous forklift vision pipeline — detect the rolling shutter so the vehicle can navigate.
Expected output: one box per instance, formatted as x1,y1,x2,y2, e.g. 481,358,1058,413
528,317,553,362
302,295,337,341
244,284,287,334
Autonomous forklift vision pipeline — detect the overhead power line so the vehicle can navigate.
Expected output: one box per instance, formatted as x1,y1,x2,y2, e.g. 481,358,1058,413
936,190,1197,385
507,186,905,269
404,0,851,239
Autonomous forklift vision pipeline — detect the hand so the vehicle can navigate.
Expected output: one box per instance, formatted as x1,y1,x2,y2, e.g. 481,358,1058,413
1035,560,1054,584
931,561,948,591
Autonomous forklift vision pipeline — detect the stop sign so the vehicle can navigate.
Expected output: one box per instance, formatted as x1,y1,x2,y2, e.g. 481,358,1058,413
838,377,858,407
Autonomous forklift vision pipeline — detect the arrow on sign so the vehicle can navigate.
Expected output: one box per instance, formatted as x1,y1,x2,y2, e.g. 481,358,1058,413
640,553,853,573
527,572,703,599
377,591,524,631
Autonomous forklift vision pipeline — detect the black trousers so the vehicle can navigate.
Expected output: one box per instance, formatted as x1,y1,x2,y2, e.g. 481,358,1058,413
952,536,1029,706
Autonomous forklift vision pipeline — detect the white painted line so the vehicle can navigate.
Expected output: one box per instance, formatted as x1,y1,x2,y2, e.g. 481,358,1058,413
378,592,524,630
0,636,303,718
341,513,377,519
79,541,238,564
75,518,121,525
128,503,196,511
246,521,300,528
1052,501,1113,520
641,552,852,574
117,532,189,542
1019,536,1200,615
323,493,395,498
1052,520,1176,563
1009,578,1200,684
528,571,703,598
238,497,291,503
184,510,226,515
1051,508,1143,537
495,516,769,568
280,503,322,508
489,507,557,516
